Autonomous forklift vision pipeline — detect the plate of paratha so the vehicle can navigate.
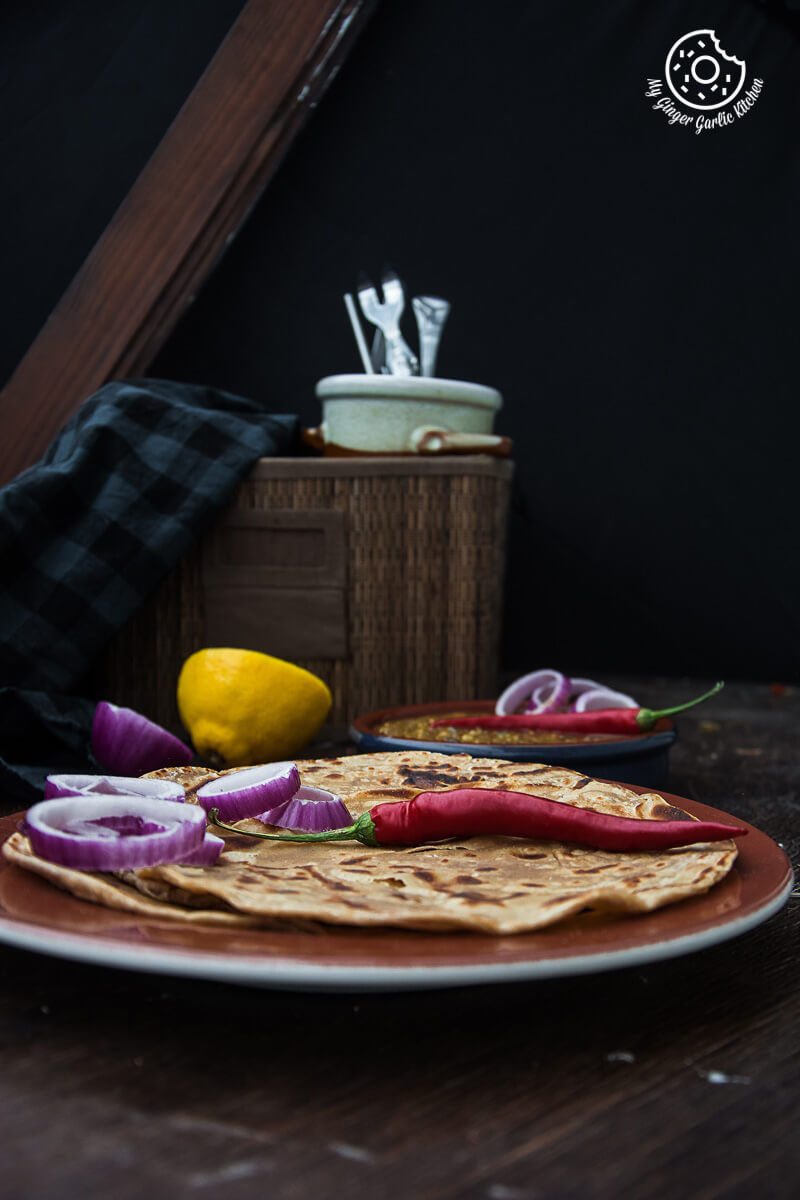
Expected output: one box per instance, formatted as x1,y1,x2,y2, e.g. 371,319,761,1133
0,752,791,991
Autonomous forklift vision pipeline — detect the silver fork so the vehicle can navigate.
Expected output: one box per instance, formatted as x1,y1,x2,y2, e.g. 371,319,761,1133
357,269,419,376
370,328,389,374
412,296,451,378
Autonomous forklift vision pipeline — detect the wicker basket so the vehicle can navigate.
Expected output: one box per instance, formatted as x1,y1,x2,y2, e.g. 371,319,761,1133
97,456,513,732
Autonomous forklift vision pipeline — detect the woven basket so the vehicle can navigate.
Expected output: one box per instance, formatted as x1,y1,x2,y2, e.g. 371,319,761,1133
97,456,513,732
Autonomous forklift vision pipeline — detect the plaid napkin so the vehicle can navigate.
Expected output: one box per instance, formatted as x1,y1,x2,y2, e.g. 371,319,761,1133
0,378,298,808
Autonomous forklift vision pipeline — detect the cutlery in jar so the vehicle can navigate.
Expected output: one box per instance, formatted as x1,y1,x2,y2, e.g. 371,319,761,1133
357,269,419,376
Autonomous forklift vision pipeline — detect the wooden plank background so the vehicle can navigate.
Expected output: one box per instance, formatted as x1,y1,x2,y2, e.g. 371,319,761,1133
0,0,376,486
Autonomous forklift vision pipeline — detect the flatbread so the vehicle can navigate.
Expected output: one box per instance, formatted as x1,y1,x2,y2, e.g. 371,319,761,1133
2,752,738,934
2,833,260,926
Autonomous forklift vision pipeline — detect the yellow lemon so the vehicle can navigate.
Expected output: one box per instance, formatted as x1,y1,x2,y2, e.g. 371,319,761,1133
177,648,332,768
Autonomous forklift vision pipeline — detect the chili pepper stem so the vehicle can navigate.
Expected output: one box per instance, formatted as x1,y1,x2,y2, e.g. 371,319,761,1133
636,681,724,730
207,808,374,844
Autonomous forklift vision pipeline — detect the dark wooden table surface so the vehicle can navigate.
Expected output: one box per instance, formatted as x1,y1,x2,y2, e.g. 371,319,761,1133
1,678,797,1199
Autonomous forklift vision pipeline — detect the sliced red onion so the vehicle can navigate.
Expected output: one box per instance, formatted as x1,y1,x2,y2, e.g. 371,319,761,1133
195,762,301,823
179,832,224,866
568,677,603,697
44,773,185,803
525,674,572,713
92,702,193,776
496,669,570,716
263,785,352,833
573,687,639,711
24,796,207,871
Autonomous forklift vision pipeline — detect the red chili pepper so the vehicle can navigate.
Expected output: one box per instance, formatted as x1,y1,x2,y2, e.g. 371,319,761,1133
209,784,745,851
433,682,724,736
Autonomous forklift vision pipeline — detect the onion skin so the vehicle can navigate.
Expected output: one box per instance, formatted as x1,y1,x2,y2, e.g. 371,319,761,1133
179,832,224,866
524,673,572,714
496,670,569,716
196,762,301,823
24,796,207,871
573,687,638,712
499,672,640,715
263,786,352,832
567,677,602,709
45,774,185,803
92,702,193,776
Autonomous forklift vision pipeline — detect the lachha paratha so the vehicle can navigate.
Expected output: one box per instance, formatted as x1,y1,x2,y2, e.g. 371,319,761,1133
3,752,739,934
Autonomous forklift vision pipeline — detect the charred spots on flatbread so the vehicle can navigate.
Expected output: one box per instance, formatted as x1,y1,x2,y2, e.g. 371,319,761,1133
368,787,418,799
411,867,436,883
571,778,591,790
455,875,481,884
397,767,467,788
300,865,353,892
222,836,263,851
452,890,503,906
652,804,692,821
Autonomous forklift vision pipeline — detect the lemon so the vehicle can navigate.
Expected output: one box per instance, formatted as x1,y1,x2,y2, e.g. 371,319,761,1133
177,648,332,768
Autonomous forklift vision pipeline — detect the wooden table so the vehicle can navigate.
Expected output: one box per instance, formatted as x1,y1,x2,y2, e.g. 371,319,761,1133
1,679,797,1197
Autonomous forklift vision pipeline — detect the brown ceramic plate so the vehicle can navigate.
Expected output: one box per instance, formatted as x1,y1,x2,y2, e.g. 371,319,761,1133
0,792,791,993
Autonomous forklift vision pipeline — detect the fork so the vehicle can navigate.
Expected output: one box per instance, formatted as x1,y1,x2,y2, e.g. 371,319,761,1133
412,296,451,378
357,269,419,376
370,328,389,374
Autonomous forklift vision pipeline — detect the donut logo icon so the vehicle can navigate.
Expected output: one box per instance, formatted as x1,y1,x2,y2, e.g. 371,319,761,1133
665,30,746,111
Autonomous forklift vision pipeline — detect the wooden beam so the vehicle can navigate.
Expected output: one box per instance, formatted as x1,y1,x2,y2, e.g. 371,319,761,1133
0,0,376,485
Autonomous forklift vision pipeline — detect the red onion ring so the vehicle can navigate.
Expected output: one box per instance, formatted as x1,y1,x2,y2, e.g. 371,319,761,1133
527,685,549,710
262,785,352,833
567,677,602,698
196,762,301,823
496,670,570,716
573,687,638,711
179,832,224,866
525,675,572,713
44,774,185,803
92,702,193,776
24,796,207,871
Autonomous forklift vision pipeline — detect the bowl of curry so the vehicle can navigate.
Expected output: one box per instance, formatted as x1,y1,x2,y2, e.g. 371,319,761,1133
350,701,677,788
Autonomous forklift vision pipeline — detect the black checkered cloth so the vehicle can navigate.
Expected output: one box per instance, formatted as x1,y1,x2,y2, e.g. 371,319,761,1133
0,378,298,807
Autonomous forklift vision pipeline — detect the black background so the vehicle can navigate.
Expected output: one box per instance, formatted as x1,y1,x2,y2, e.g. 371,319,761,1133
4,0,799,683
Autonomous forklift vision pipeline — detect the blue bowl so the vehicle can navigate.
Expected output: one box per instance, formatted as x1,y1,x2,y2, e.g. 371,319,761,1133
349,701,677,789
